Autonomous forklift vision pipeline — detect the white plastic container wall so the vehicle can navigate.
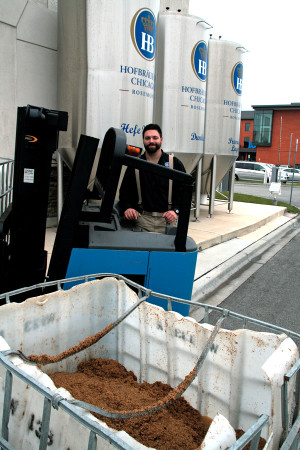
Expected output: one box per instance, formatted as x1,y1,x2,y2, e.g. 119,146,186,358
57,0,159,174
154,11,210,173
0,278,298,449
201,39,245,194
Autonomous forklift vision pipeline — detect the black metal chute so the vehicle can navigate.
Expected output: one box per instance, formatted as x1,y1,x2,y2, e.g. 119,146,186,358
48,127,195,285
95,128,127,223
47,134,99,284
0,105,68,298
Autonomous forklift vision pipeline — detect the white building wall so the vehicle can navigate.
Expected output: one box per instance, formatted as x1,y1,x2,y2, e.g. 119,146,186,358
0,0,58,159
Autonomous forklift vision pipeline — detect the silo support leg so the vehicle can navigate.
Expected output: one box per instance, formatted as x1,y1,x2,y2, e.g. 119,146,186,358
194,159,202,221
228,164,235,213
209,155,217,218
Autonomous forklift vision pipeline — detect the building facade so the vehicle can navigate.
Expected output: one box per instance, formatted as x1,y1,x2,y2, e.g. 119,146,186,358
0,0,58,160
239,103,300,166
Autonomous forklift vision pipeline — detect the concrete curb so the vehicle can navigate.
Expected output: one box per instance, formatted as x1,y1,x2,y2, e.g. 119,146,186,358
195,206,287,251
192,214,300,302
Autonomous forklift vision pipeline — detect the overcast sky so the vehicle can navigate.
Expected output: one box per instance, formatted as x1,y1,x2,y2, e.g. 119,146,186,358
189,0,300,111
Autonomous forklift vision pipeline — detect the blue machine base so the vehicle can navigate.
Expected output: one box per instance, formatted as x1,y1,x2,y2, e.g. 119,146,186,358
65,248,197,316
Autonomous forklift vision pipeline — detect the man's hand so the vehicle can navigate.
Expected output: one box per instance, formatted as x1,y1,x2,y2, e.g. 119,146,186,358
163,210,178,224
124,208,140,220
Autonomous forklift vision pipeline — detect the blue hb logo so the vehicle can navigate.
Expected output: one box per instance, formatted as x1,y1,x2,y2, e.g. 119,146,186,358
131,8,156,61
231,62,243,95
191,41,208,81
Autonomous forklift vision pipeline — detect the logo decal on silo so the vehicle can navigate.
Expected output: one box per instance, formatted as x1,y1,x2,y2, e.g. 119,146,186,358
131,8,156,61
191,41,207,81
231,62,243,95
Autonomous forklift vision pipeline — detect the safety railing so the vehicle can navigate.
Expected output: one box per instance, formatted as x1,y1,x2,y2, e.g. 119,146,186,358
280,358,300,449
0,158,14,217
0,273,299,449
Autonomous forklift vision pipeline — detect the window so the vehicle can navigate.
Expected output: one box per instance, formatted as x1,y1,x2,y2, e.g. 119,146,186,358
245,123,251,132
253,110,273,146
244,137,249,148
253,164,265,171
246,163,254,170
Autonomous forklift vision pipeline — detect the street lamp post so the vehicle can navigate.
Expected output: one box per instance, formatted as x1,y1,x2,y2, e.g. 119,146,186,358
278,116,282,167
288,133,293,167
289,138,298,205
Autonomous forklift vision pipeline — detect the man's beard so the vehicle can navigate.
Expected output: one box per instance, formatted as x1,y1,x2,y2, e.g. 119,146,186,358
145,143,160,154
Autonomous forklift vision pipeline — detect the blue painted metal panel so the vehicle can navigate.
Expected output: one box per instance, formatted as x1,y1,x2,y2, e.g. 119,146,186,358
65,248,149,288
65,247,197,316
145,249,197,316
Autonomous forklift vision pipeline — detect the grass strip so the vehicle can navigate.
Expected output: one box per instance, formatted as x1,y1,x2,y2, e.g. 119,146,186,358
216,192,300,215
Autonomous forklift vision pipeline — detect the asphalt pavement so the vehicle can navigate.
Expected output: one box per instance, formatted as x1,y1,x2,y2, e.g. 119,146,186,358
234,182,300,207
197,224,300,346
190,218,300,347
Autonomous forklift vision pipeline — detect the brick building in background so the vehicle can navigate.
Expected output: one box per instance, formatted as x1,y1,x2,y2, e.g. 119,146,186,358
239,103,300,166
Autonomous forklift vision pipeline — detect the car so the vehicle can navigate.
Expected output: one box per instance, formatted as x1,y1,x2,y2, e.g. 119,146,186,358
235,161,272,183
278,170,288,183
280,167,300,182
265,164,288,183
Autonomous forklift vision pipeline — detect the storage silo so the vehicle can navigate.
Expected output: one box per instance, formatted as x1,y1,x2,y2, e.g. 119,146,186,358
57,0,159,177
200,38,246,209
154,9,211,173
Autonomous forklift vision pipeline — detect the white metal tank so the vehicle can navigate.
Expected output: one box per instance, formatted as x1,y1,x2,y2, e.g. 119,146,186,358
154,10,210,173
201,38,246,193
57,0,159,176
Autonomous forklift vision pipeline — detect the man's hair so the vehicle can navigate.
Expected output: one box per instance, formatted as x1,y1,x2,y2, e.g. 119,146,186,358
142,124,162,138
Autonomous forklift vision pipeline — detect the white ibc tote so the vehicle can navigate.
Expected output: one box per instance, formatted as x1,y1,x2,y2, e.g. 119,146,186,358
0,278,298,449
